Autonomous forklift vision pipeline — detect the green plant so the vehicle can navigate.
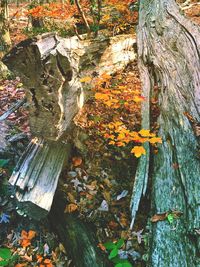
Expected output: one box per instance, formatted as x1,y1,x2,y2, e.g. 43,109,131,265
103,239,133,267
0,248,18,266
167,213,174,224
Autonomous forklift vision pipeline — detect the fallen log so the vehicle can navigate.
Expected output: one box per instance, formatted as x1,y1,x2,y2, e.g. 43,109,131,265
3,33,136,218
3,33,136,141
130,0,200,266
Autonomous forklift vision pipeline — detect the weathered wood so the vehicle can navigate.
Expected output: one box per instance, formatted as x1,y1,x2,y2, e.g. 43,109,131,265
3,33,136,141
49,192,110,267
131,0,200,266
10,137,71,219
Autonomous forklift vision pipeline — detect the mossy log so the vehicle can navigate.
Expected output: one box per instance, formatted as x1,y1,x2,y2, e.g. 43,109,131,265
130,0,200,266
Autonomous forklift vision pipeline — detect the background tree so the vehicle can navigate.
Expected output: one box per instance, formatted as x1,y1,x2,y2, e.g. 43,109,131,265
0,0,11,57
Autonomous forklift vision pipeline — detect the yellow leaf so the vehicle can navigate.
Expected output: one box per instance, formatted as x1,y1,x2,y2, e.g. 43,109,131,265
131,146,146,158
117,133,125,140
112,90,121,94
95,93,109,101
139,129,155,137
80,76,92,83
133,95,145,103
109,140,115,145
105,100,113,107
149,137,162,144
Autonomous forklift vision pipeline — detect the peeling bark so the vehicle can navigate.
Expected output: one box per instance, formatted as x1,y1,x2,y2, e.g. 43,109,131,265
130,0,200,266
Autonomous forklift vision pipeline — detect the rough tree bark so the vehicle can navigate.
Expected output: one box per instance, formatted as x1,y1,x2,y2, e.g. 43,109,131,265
130,0,200,266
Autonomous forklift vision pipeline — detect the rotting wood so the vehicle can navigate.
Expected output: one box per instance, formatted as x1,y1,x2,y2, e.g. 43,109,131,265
3,33,137,141
2,33,136,219
130,0,200,266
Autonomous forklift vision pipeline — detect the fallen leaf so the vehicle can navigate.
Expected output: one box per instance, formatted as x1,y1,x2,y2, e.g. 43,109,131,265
28,230,36,240
15,264,27,267
151,213,167,222
116,190,128,201
72,157,82,167
64,203,78,213
98,200,109,211
97,243,106,251
80,76,92,83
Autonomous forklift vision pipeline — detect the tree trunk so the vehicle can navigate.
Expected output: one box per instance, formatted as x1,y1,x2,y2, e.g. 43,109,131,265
130,0,200,266
0,0,11,57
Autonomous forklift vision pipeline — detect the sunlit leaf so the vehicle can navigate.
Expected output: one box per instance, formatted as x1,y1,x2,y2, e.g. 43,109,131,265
131,146,146,158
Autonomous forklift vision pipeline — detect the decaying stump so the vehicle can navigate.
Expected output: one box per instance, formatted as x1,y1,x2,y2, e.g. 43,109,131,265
3,33,136,218
130,0,200,266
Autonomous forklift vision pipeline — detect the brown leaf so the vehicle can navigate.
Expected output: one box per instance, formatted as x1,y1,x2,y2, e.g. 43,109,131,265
151,213,167,222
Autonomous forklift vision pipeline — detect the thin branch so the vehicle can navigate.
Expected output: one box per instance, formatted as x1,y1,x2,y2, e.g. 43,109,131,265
74,0,91,37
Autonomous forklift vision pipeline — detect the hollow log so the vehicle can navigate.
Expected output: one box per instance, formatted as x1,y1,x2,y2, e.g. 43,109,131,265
130,0,200,266
3,33,136,141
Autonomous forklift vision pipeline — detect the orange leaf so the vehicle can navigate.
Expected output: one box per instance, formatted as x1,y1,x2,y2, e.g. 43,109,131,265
21,230,28,239
36,255,43,263
131,146,146,158
72,157,82,167
28,230,36,240
15,264,27,267
21,239,31,248
43,259,51,264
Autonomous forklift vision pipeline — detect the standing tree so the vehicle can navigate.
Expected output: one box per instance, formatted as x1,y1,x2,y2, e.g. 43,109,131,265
131,0,200,266
0,0,11,57
0,0,11,78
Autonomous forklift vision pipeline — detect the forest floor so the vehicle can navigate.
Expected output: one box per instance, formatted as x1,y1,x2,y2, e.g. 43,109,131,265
0,2,200,267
